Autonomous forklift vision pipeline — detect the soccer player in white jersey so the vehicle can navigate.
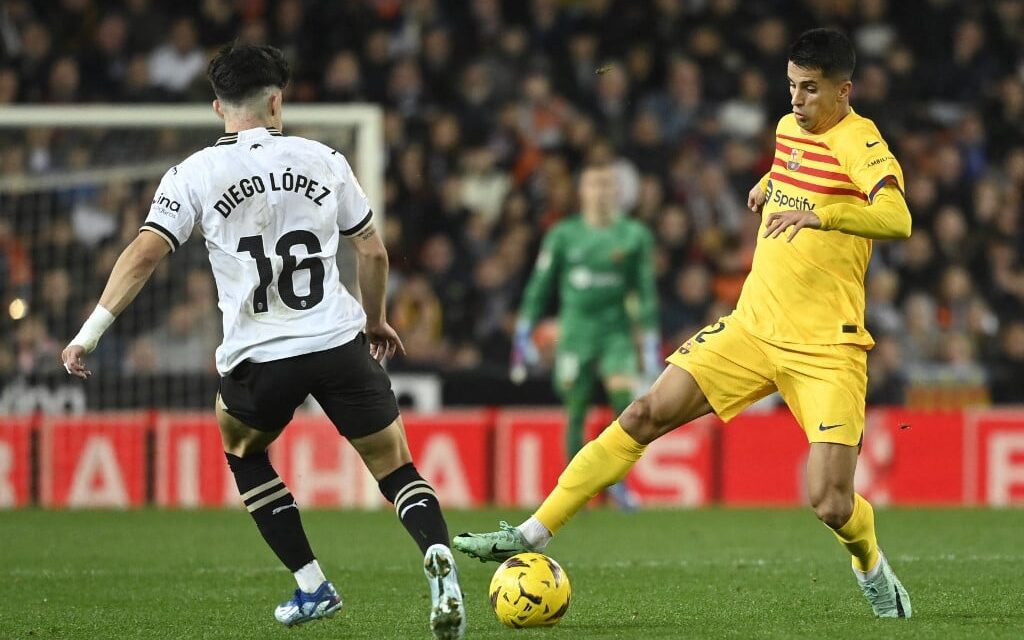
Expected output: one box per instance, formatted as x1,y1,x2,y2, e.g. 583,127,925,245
61,44,465,639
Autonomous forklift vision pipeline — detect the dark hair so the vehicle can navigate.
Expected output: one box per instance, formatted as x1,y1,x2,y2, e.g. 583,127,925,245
788,28,856,80
582,158,613,173
207,43,290,103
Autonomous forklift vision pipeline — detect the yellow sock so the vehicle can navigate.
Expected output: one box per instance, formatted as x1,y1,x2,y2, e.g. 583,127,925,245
535,421,646,534
832,493,880,572
532,421,643,532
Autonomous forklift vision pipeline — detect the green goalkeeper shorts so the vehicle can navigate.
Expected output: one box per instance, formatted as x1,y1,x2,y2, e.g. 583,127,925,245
554,331,638,389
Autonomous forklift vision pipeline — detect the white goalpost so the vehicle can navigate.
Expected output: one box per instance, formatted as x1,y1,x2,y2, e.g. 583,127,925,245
0,104,384,218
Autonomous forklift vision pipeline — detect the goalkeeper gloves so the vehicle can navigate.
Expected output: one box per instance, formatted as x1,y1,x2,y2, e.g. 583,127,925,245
641,330,662,376
510,319,539,384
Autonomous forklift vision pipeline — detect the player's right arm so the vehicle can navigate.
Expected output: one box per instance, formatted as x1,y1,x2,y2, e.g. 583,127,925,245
748,173,769,213
749,117,786,213
518,225,564,332
96,231,172,316
511,226,563,380
61,232,171,378
62,164,196,378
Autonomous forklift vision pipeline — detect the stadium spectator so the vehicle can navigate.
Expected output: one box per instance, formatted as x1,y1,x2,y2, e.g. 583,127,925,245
469,254,517,357
0,0,1022,407
642,57,705,141
718,69,768,140
49,64,86,105
321,51,364,102
0,66,18,102
126,302,218,374
625,109,670,175
459,147,510,224
13,21,52,102
271,0,307,69
390,273,445,368
12,315,57,375
124,0,168,57
990,321,1024,403
36,267,78,339
120,52,161,101
80,12,130,99
866,334,908,406
661,264,713,346
196,0,238,49
517,70,573,152
419,233,473,345
687,164,745,235
901,293,942,368
147,18,205,97
866,268,903,337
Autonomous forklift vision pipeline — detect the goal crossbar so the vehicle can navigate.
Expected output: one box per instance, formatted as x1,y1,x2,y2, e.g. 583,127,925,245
0,104,385,219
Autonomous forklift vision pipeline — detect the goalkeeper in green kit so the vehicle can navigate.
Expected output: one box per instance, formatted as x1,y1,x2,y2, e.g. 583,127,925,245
511,161,660,509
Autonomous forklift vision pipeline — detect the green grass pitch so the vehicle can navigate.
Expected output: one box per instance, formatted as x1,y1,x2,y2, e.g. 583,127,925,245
1,508,1022,639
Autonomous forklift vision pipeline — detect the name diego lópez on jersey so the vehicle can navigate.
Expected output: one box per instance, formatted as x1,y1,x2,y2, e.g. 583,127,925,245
142,127,372,375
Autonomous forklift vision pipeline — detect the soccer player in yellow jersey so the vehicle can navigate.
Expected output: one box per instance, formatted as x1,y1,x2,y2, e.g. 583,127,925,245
456,28,913,619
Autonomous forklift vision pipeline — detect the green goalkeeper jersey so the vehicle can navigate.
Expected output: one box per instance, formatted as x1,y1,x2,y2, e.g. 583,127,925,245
519,214,657,348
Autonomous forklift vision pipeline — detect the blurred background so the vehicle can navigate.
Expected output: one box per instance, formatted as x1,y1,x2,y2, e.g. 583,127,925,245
0,0,1022,414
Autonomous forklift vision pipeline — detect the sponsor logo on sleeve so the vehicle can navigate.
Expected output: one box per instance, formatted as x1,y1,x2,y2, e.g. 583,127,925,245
864,156,894,169
152,193,181,216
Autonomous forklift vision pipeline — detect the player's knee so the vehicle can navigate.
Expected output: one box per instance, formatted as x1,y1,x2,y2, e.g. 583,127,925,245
219,422,275,458
222,437,267,458
620,394,667,445
604,374,633,392
811,492,853,529
350,421,413,479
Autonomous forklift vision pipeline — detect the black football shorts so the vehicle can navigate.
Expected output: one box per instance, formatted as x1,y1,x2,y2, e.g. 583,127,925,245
218,332,400,438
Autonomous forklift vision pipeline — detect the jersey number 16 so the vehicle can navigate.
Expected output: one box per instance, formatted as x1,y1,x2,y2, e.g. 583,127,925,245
237,231,325,313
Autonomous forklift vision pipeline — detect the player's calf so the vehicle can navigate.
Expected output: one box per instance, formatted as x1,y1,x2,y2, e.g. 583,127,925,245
226,451,316,572
378,463,465,639
378,462,451,553
226,451,344,624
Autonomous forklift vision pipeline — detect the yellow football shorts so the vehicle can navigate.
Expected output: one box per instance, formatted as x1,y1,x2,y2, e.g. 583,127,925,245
666,314,868,446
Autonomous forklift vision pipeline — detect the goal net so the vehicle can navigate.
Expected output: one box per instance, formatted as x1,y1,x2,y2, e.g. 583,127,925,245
0,104,383,415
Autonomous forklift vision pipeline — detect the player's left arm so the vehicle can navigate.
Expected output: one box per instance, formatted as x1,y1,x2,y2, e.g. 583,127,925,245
764,131,911,242
61,231,171,378
812,183,911,239
763,184,911,242
328,147,405,362
348,223,406,362
629,226,661,374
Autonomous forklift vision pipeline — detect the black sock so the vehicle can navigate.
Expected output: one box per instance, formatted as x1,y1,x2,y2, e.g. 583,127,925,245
378,463,450,554
226,452,315,572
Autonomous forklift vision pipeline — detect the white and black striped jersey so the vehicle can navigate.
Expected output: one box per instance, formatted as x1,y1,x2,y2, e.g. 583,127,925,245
141,126,372,375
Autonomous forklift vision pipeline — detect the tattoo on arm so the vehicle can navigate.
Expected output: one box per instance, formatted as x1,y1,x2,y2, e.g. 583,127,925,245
355,226,376,241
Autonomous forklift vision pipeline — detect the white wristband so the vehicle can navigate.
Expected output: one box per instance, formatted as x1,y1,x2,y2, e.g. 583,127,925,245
69,305,116,354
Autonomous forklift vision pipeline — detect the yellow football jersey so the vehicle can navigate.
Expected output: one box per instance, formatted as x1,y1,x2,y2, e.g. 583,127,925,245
734,108,906,347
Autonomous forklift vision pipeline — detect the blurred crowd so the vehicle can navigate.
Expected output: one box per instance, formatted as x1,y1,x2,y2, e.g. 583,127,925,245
2,0,1024,406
